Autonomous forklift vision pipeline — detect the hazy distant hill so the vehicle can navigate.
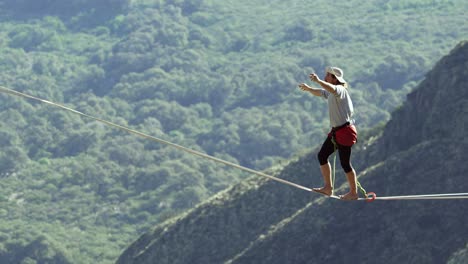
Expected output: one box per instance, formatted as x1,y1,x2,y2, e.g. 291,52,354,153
117,41,468,264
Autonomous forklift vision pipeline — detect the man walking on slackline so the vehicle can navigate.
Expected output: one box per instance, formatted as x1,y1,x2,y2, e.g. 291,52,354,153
298,66,358,200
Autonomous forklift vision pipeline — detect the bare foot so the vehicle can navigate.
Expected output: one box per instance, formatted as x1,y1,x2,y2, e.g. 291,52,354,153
339,192,359,200
312,187,333,196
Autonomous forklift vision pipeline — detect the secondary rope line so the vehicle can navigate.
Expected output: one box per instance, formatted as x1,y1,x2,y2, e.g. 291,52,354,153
0,85,312,192
330,135,367,198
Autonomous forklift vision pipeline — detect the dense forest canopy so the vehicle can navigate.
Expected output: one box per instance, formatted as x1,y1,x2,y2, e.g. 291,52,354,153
0,0,466,262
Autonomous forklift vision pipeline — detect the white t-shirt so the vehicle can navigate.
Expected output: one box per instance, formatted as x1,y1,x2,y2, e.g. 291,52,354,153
320,85,355,127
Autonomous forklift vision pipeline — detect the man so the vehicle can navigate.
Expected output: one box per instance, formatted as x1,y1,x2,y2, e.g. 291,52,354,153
298,66,358,200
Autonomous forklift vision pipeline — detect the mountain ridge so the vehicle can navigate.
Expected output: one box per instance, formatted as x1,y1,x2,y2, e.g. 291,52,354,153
377,41,468,160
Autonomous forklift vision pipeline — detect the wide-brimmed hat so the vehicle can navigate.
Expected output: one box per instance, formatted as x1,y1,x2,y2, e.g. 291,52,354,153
326,66,346,84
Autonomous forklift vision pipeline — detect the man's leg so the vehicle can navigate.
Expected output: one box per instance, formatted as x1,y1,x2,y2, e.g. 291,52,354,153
314,137,335,196
314,162,333,195
341,169,358,200
338,145,358,200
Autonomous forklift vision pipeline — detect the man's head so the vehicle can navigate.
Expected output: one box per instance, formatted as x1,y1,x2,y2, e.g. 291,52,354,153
325,66,346,85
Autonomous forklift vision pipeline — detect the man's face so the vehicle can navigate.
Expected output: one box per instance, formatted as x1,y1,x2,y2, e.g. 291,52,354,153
325,72,336,84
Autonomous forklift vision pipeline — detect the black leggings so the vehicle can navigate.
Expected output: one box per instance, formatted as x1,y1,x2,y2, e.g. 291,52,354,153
317,136,354,173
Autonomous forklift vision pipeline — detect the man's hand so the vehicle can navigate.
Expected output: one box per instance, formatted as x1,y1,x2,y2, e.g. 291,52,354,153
298,83,311,92
309,73,320,83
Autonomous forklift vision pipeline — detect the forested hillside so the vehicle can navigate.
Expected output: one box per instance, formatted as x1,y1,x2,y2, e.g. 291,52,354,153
117,41,468,264
0,0,466,263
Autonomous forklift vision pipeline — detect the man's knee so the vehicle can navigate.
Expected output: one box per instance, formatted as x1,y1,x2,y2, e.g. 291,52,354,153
341,163,353,173
317,151,328,165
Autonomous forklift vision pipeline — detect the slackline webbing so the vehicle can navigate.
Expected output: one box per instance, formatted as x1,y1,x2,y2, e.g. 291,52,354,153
365,193,468,201
0,85,312,192
1,85,468,201
319,193,468,201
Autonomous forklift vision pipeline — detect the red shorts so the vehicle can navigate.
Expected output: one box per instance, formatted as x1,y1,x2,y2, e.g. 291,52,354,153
328,125,358,146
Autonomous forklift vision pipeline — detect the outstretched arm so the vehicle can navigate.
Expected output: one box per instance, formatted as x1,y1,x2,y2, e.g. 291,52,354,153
298,83,323,97
309,73,337,95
